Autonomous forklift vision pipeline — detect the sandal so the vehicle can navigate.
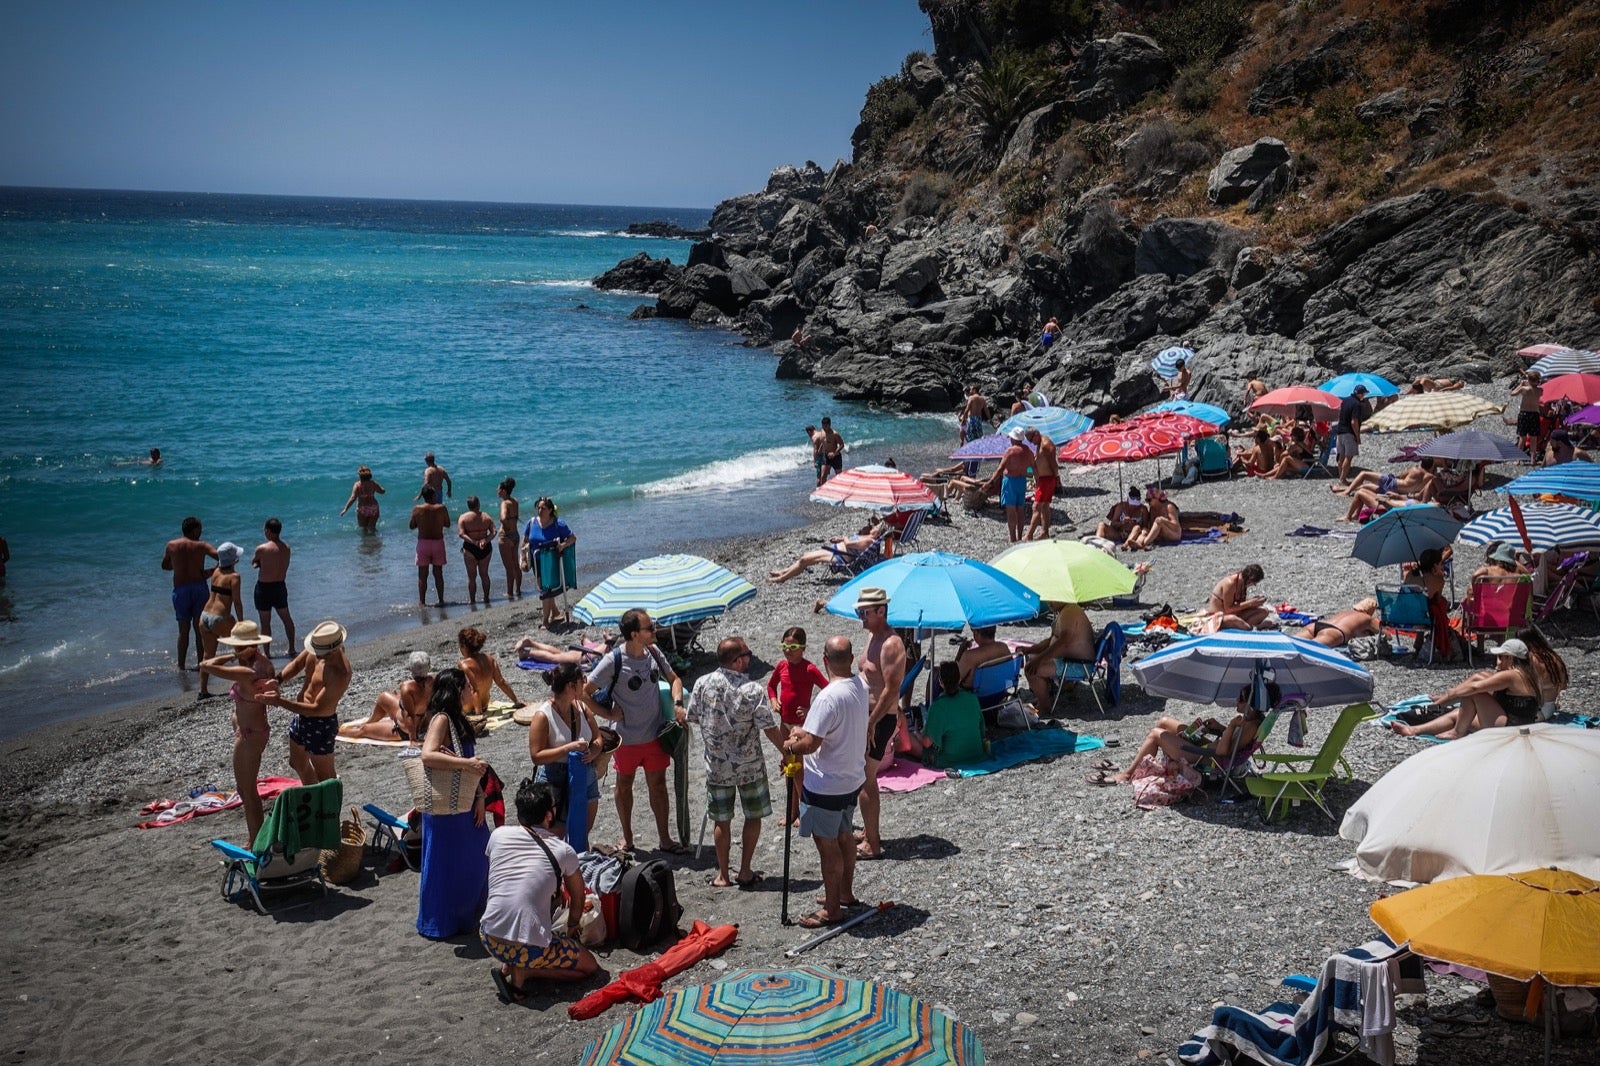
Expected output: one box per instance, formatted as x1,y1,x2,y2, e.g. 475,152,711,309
796,910,844,929
657,841,690,855
1084,769,1118,786
1091,759,1117,771
736,871,765,889
491,968,525,1004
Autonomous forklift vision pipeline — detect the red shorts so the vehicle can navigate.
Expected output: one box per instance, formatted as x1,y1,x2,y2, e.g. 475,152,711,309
612,740,671,775
415,538,447,568
1035,476,1059,504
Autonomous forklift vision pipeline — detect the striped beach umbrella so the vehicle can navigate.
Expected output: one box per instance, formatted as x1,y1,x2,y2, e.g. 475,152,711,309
1249,386,1342,420
1540,373,1600,406
578,966,985,1065
1531,349,1600,378
950,432,1034,461
1501,460,1600,502
1058,413,1217,465
1458,503,1600,551
1365,393,1503,431
1148,399,1231,427
571,554,756,627
1152,346,1194,379
1131,630,1373,709
823,551,1040,631
810,465,937,513
1322,372,1399,398
995,405,1094,445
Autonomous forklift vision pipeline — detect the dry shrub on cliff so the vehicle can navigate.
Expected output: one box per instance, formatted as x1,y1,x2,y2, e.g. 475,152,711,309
898,171,958,222
1123,118,1215,183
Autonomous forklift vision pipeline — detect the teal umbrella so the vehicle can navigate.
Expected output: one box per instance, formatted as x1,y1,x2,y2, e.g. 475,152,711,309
571,554,755,627
995,405,1093,445
822,551,1040,631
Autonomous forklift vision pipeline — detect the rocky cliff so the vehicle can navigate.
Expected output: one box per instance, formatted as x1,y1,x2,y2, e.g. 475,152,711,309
595,0,1600,419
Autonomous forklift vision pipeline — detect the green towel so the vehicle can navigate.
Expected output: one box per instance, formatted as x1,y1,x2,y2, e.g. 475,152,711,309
252,778,344,858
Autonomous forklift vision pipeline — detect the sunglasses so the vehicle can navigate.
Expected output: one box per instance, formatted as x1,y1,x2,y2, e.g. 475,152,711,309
779,642,806,651
637,623,656,633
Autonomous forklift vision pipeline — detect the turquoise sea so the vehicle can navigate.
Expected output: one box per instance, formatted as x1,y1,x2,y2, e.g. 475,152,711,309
0,188,952,740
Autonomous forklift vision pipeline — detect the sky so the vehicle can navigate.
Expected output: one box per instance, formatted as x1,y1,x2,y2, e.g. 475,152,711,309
0,1,932,209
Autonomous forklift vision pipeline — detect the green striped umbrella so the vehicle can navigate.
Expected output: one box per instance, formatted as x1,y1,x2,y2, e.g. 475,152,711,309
571,554,756,627
578,966,983,1065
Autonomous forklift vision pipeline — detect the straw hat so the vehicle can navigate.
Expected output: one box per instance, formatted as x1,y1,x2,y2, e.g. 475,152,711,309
217,619,271,647
305,620,348,657
854,587,890,611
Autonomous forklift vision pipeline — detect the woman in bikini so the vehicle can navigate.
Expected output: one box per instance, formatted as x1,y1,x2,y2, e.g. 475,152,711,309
496,477,522,601
1260,426,1314,479
197,543,245,699
1101,682,1281,784
340,650,433,743
527,663,604,841
1123,484,1181,550
1389,639,1542,739
457,626,524,716
1520,626,1569,718
339,465,386,532
457,495,497,606
1294,598,1381,648
198,620,276,840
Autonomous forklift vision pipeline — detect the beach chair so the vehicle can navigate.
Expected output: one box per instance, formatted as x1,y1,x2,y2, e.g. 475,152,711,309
1052,621,1126,716
363,802,417,872
1461,576,1534,667
1195,436,1232,480
1374,584,1437,664
1299,431,1334,479
1532,551,1590,642
1243,704,1375,822
1195,705,1283,797
211,778,345,914
895,507,927,547
826,531,887,576
971,654,1022,711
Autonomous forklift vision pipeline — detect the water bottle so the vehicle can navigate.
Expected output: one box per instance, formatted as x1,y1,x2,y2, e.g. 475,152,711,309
565,749,590,854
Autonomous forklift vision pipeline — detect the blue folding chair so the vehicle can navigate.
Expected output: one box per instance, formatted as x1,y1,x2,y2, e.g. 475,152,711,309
1053,621,1126,715
970,655,1022,710
1374,585,1436,664
363,802,417,871
210,778,344,914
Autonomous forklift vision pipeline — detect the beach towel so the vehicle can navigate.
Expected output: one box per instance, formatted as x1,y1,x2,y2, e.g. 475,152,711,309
875,761,952,793
335,732,409,747
136,775,300,829
514,659,558,672
1374,695,1448,742
1152,528,1228,547
254,777,343,857
1286,524,1359,540
947,727,1103,777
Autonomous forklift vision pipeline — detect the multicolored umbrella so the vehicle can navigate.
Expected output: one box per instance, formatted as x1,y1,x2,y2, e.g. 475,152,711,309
1321,372,1399,398
994,405,1094,445
572,554,756,627
1540,373,1600,406
1502,460,1600,502
1131,630,1373,709
1413,429,1527,463
988,539,1138,604
1148,399,1231,428
1365,392,1503,431
810,465,938,513
1531,349,1600,378
1458,502,1600,550
822,551,1041,631
1058,413,1218,465
578,966,985,1065
949,432,1033,461
1249,386,1342,420
1152,346,1194,379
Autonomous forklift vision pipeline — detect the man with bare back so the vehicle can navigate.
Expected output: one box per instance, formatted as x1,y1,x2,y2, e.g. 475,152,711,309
266,620,351,784
251,517,295,655
853,587,905,862
958,386,989,444
1024,427,1060,540
984,428,1034,542
162,516,217,671
416,451,452,501
410,488,451,605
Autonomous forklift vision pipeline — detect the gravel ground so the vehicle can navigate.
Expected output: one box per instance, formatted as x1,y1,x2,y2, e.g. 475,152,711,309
2,383,1594,1064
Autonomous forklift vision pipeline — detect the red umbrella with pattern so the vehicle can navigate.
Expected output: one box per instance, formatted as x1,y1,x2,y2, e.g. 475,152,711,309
1058,412,1220,464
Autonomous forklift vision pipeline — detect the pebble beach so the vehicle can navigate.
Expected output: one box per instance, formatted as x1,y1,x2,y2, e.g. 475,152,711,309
2,388,1593,1065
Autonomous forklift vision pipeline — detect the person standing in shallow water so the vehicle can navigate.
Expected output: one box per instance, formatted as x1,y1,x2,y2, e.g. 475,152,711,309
457,495,496,606
340,465,385,532
251,518,295,655
162,516,217,672
417,451,452,501
496,478,522,600
410,488,450,606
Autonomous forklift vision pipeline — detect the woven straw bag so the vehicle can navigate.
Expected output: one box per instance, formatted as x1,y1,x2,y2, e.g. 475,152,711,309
319,806,365,885
403,757,478,815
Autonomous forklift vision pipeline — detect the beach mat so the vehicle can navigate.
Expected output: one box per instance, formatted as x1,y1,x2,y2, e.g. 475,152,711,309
876,761,952,793
948,727,1103,777
514,660,557,672
1287,524,1359,540
136,775,301,829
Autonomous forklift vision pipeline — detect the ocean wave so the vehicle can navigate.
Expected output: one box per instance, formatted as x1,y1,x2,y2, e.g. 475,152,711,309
548,229,620,238
496,278,596,288
0,639,73,676
634,445,807,497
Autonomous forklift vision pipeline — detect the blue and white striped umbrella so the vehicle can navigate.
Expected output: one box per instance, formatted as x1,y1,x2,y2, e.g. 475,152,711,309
995,406,1093,445
1501,461,1600,503
1148,399,1231,428
1152,346,1195,379
1458,503,1600,551
1322,373,1400,398
1131,631,1373,709
571,554,756,627
1532,349,1600,378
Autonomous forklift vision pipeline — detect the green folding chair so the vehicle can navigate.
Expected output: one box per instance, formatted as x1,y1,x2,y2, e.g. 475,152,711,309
1244,705,1376,822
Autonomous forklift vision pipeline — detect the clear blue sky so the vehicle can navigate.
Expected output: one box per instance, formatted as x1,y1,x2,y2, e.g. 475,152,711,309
0,1,931,209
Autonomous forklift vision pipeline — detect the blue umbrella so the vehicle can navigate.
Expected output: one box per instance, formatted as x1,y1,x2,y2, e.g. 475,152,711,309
572,554,756,627
1352,504,1463,567
1152,346,1194,379
1322,373,1400,398
822,551,1041,631
950,432,1035,461
1131,631,1373,709
995,406,1093,445
1458,503,1600,551
1149,399,1231,428
1532,350,1600,378
1414,430,1527,463
1501,461,1600,503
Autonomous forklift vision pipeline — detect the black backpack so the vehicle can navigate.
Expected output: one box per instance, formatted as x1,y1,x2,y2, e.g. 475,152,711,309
615,859,682,950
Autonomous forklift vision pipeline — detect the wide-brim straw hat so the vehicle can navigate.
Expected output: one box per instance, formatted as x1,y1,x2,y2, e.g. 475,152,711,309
306,620,348,657
218,620,272,647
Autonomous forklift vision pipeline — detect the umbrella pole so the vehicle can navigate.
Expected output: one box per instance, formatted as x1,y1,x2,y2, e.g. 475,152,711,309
780,760,798,926
785,901,894,956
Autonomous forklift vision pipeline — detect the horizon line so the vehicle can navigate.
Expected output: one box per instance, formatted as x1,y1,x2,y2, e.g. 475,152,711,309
0,183,713,215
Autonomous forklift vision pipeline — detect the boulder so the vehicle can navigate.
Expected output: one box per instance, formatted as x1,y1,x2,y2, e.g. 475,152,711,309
1070,34,1172,122
655,263,738,318
592,253,683,294
1247,20,1370,115
999,101,1072,171
880,240,943,297
810,348,961,411
625,220,711,240
1356,88,1411,124
1134,219,1250,277
1208,139,1294,208
904,53,946,106
1229,246,1274,290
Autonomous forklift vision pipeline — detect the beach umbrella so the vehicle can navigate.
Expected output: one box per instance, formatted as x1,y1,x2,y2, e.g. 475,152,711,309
1501,460,1600,502
1365,392,1503,431
810,465,937,513
1458,502,1600,550
988,539,1139,604
1351,504,1463,567
569,921,740,1021
578,965,985,1065
995,405,1094,445
1531,349,1600,378
1413,429,1527,463
1321,372,1399,398
1148,399,1231,428
1151,346,1194,379
822,551,1040,631
1249,386,1342,420
1340,724,1600,884
1562,404,1600,428
571,554,756,627
1540,373,1600,406
1131,630,1372,709
949,432,1035,461
1518,343,1578,361
1058,413,1217,465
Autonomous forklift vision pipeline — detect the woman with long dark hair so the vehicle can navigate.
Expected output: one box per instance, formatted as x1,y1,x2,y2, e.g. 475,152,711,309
526,663,603,840
416,667,491,939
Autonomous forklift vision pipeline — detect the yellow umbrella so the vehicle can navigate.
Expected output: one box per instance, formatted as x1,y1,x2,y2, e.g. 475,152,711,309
1365,392,1503,431
1369,867,1600,985
988,539,1138,604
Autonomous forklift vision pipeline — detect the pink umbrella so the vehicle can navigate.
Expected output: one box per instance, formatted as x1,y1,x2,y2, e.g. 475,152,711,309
1249,386,1342,420
1519,343,1578,361
1058,413,1218,464
1541,374,1600,406
809,464,936,513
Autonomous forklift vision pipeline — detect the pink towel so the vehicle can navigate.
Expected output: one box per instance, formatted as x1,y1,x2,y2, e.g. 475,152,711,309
137,775,301,829
875,761,951,793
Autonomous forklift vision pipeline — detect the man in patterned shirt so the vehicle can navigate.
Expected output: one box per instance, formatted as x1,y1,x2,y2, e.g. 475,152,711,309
686,636,786,888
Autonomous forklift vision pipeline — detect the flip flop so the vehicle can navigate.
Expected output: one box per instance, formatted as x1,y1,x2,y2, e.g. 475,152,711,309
817,895,863,906
796,910,844,929
736,871,765,889
657,841,690,855
855,846,884,860
1091,759,1117,771
490,968,525,1004
708,875,737,888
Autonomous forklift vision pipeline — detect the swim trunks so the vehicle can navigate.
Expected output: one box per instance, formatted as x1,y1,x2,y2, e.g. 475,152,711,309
415,537,447,568
828,454,842,472
866,714,899,761
254,580,289,612
172,580,208,622
964,415,983,441
1000,475,1029,508
288,714,338,756
462,539,493,561
1034,475,1059,504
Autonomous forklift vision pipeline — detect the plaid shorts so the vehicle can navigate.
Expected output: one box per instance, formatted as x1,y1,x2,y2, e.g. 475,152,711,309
479,930,584,974
705,777,772,822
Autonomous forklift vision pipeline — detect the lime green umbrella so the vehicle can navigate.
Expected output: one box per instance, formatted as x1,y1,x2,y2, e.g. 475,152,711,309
989,539,1138,604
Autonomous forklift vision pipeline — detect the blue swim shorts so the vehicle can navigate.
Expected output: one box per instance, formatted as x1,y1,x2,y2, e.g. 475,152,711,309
172,580,208,622
1000,475,1029,508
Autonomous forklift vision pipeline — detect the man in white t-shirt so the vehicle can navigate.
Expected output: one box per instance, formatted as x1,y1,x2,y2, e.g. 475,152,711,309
480,779,598,1001
782,635,868,929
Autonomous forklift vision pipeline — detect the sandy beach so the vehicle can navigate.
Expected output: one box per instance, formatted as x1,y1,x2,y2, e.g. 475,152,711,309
2,393,1592,1065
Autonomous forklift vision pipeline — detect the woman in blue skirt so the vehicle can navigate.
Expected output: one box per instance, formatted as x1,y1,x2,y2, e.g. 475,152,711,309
416,668,491,939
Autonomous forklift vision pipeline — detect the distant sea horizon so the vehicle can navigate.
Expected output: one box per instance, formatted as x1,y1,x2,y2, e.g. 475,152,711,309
0,187,953,740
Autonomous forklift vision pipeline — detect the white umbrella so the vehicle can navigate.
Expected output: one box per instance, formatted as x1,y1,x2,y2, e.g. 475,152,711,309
1339,723,1600,883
